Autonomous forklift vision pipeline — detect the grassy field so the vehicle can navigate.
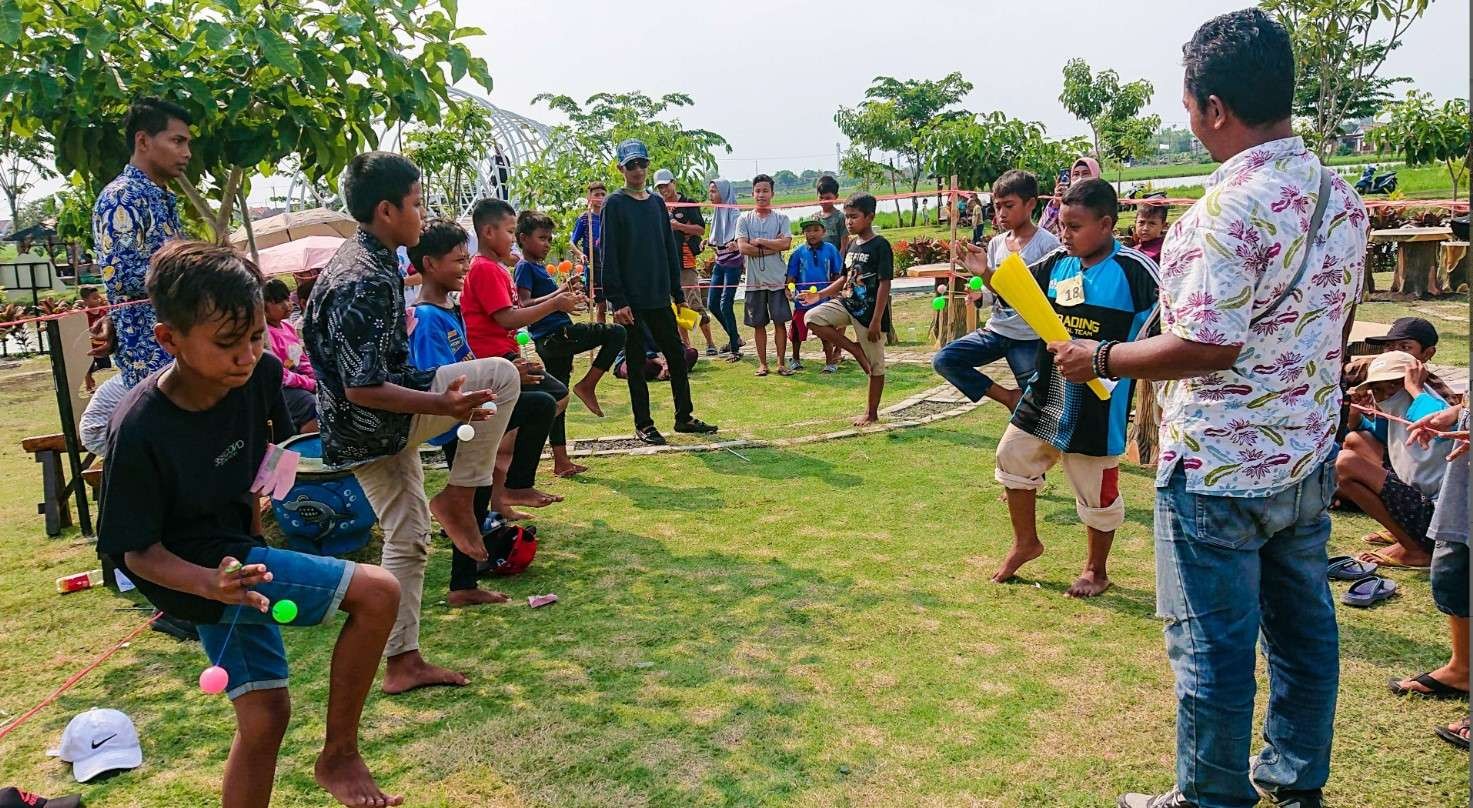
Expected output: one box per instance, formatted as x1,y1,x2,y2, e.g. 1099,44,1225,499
0,294,1467,806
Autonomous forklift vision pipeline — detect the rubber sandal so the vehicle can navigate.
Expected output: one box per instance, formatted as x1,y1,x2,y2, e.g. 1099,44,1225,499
1341,575,1398,607
1435,718,1470,749
777,366,794,376
1363,530,1395,546
1388,672,1470,699
1356,549,1431,571
1328,555,1378,580
754,368,769,377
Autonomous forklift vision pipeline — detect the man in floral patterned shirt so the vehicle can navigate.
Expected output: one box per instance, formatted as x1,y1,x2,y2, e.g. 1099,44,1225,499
1050,10,1366,808
92,98,190,388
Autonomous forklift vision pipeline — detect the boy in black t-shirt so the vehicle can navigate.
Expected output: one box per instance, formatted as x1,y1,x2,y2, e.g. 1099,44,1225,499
98,242,404,808
802,193,893,426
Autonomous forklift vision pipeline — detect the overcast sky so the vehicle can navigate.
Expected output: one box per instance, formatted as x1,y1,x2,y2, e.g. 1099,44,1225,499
458,0,1469,178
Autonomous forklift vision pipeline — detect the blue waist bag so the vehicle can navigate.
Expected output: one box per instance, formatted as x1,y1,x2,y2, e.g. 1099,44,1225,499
270,434,376,557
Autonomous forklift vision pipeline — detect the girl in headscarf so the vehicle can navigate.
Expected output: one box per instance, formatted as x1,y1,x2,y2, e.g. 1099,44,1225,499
1039,156,1102,236
705,179,744,359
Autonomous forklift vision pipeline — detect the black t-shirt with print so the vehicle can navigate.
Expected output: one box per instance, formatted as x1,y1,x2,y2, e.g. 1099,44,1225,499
98,355,292,623
670,194,706,264
841,235,894,331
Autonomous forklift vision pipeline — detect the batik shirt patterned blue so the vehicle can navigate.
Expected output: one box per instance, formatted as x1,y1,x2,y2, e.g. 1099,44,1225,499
93,164,183,387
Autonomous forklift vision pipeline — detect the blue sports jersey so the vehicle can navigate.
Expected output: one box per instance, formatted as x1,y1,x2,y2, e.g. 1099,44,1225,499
786,241,843,311
408,302,473,446
1010,242,1160,457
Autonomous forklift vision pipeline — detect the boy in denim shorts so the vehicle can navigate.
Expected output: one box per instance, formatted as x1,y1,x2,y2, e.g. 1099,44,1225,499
98,241,405,808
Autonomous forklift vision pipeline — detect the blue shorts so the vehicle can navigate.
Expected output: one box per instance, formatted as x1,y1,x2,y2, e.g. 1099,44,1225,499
1431,541,1469,619
196,546,355,700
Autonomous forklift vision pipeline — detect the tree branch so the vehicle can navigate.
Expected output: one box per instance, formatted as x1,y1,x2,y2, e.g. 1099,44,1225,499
173,175,218,238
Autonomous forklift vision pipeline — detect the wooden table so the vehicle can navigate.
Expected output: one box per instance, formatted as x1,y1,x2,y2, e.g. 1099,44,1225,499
1369,226,1453,298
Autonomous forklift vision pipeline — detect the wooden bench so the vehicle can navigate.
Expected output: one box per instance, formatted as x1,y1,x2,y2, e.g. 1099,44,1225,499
22,432,95,537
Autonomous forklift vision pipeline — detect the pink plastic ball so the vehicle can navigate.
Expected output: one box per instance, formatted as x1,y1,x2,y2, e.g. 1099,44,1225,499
199,665,229,694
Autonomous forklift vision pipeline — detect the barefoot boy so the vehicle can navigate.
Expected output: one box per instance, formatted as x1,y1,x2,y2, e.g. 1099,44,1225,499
802,193,893,425
303,152,521,694
963,178,1158,597
99,241,405,808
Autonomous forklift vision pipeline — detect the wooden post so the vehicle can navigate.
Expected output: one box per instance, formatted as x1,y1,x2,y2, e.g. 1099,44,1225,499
45,317,92,537
937,176,960,349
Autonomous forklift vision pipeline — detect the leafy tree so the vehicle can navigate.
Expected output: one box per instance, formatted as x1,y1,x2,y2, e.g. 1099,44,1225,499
924,112,1092,193
772,169,800,190
403,102,498,218
1262,0,1433,158
0,0,492,244
0,123,54,224
1370,91,1471,201
1058,59,1155,167
836,73,972,226
513,91,729,227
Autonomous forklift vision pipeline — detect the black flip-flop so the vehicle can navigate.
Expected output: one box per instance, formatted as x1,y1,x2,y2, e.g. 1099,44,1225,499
1341,575,1397,607
1328,555,1378,580
1435,718,1470,750
1388,672,1470,700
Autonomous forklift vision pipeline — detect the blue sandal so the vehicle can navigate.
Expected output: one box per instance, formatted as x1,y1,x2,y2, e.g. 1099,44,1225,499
1328,555,1378,581
1341,575,1397,607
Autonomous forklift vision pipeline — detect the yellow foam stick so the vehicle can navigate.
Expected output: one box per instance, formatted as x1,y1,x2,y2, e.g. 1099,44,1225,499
990,252,1111,401
672,304,700,331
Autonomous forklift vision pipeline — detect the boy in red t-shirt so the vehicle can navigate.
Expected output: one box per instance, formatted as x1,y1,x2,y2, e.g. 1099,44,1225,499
461,198,585,517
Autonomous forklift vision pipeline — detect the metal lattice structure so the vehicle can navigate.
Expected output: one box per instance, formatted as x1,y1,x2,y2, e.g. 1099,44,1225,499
284,88,555,217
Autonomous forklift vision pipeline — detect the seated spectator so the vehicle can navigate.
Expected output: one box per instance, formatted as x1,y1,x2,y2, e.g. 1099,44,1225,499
80,374,128,456
1336,351,1451,569
262,279,318,434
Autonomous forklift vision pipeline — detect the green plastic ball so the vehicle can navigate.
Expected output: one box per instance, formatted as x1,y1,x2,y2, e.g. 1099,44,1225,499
931,296,947,311
967,276,984,292
271,599,298,624
516,331,532,346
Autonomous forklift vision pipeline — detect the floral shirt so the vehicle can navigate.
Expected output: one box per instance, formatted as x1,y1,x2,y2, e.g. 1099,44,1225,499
93,164,183,387
1155,137,1367,497
302,230,436,468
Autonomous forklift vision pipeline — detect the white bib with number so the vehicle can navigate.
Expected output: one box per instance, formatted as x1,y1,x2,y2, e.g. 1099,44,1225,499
1055,274,1085,308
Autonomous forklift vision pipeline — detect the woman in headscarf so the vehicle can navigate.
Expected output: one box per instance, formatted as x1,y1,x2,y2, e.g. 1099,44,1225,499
1039,156,1102,236
704,178,744,360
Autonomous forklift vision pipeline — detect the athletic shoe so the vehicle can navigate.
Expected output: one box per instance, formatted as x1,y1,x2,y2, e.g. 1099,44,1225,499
705,346,718,356
636,426,667,445
674,418,718,434
1117,789,1193,808
822,363,837,374
788,359,803,371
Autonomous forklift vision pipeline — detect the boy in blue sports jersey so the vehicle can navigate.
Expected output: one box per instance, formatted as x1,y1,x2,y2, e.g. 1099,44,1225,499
962,178,1159,597
785,217,843,372
406,218,510,608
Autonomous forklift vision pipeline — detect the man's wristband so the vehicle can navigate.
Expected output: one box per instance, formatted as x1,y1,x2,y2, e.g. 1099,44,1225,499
1092,340,1119,380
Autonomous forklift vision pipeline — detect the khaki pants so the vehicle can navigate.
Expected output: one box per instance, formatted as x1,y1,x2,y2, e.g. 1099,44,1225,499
806,300,885,376
354,357,520,657
994,424,1125,532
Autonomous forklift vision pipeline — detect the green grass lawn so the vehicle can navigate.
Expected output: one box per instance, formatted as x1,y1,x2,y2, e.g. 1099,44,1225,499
0,298,1466,806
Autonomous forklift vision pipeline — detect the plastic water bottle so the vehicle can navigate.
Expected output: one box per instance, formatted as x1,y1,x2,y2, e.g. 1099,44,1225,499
56,569,103,594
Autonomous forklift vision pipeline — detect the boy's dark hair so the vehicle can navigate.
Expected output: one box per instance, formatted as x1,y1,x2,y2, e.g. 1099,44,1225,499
844,193,877,217
471,197,516,236
992,170,1039,201
816,175,839,196
124,97,192,147
262,278,291,303
752,174,775,191
79,285,100,299
407,218,469,272
515,210,555,242
1061,179,1118,223
146,241,264,338
586,181,606,194
342,152,422,224
1183,8,1294,127
1136,203,1168,222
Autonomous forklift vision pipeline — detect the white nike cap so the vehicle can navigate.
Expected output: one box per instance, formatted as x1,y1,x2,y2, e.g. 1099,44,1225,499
47,708,143,782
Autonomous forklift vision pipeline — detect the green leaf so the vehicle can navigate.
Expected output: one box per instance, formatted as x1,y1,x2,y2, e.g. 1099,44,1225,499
255,28,300,74
451,26,484,38
197,20,230,51
299,51,328,91
448,46,467,84
0,1,21,47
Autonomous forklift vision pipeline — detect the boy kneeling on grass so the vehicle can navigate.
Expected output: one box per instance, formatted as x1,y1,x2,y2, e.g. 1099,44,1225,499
98,241,404,808
962,178,1159,597
801,193,893,426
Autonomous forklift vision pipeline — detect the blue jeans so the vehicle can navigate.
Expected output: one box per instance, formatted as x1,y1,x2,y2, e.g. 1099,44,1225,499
931,328,1041,402
707,263,742,350
1155,460,1339,808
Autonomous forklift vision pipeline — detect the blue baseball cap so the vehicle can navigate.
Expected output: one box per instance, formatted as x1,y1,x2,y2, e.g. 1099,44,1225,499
615,139,649,167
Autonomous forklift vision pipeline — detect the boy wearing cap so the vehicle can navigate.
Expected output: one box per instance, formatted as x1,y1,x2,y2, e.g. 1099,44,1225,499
602,139,718,444
1336,349,1452,569
737,173,794,376
786,216,844,371
653,168,716,354
1341,316,1449,475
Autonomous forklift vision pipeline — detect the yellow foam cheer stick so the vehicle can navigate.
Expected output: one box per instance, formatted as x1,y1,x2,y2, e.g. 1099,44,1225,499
672,303,700,331
989,252,1112,401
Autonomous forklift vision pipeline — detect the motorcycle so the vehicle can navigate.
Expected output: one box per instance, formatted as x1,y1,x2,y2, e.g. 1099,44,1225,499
1354,165,1398,195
